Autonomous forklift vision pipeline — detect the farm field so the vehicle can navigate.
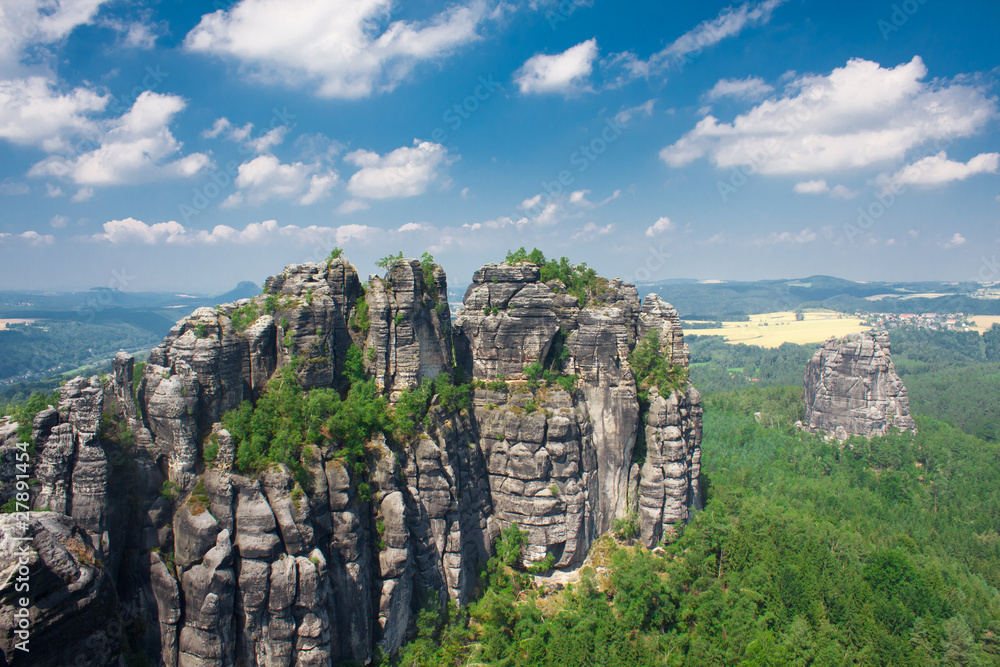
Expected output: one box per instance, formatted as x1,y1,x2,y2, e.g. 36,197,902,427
968,315,1000,333
684,309,870,347
0,318,36,330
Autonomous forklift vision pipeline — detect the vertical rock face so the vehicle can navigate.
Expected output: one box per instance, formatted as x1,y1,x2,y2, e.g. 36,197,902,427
365,260,453,399
455,263,702,562
3,255,702,666
804,331,917,441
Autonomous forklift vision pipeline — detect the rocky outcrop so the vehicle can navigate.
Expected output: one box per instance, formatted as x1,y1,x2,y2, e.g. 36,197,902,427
455,263,702,559
364,259,453,399
2,255,702,666
803,331,917,441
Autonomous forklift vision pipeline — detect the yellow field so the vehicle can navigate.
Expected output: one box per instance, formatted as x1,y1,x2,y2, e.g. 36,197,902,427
684,310,871,348
0,318,35,330
968,316,1000,333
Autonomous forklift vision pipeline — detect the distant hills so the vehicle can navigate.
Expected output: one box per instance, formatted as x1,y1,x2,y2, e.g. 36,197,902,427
635,275,997,318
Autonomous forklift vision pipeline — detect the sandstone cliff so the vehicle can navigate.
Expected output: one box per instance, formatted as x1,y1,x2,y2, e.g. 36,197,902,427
0,255,702,666
803,331,917,441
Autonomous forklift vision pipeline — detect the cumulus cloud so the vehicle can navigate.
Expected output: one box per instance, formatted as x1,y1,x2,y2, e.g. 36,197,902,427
184,0,491,99
345,140,451,199
515,38,598,95
0,77,108,151
877,151,1000,190
50,214,69,228
221,155,338,207
661,57,998,175
705,75,773,101
942,232,966,249
645,216,675,237
94,217,381,246
28,91,212,185
0,0,112,75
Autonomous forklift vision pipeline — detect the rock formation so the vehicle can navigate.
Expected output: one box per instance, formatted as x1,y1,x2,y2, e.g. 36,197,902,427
0,255,702,666
803,331,917,441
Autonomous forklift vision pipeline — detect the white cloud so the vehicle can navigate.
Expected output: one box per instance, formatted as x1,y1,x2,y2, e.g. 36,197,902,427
398,222,432,232
50,214,69,228
345,140,451,199
793,179,829,194
28,91,212,185
519,194,544,210
337,199,370,215
614,99,655,124
94,217,381,246
877,151,1000,190
606,0,785,83
568,188,621,208
515,38,598,95
248,126,288,154
184,0,491,99
18,230,54,246
571,222,614,241
97,217,188,244
202,117,290,155
0,77,108,151
71,186,93,202
661,57,998,175
101,16,163,49
705,75,773,101
794,180,858,199
45,183,63,197
942,232,966,249
0,0,112,74
762,228,817,244
222,155,338,207
202,117,232,138
645,216,675,237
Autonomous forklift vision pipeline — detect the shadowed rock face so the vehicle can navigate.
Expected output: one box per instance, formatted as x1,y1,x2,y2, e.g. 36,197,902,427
1,258,702,666
804,331,917,441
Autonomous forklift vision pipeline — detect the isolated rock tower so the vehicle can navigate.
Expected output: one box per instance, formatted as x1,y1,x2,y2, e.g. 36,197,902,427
803,331,917,441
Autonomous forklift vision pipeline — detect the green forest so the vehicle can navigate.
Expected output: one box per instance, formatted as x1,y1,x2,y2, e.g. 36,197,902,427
392,328,1000,666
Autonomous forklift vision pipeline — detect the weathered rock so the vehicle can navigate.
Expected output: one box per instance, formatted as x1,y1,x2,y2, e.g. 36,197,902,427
7,256,703,667
803,332,917,440
365,259,452,399
0,513,121,666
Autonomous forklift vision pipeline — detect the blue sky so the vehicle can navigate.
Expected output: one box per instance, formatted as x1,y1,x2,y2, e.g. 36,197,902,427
0,0,998,292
